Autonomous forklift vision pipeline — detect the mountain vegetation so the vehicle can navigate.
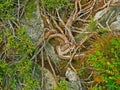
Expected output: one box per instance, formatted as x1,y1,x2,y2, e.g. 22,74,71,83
0,0,120,90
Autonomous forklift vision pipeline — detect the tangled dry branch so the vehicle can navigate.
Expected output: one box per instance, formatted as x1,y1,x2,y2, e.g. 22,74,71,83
37,0,114,60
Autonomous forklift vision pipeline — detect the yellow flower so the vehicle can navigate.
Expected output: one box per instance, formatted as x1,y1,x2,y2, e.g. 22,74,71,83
104,62,110,66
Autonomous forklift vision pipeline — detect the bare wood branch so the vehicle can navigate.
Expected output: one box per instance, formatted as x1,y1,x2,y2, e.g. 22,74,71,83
51,16,64,34
41,50,44,88
17,0,20,20
8,20,15,36
46,54,58,84
66,0,78,28
20,0,29,18
65,32,97,68
106,11,115,31
31,41,46,60
56,8,76,43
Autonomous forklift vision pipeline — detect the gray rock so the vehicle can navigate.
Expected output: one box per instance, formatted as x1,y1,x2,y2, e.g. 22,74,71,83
21,12,44,44
110,15,120,31
110,20,120,31
65,68,83,90
94,8,108,21
68,81,81,90
42,68,57,90
65,67,79,82
94,5,120,28
116,14,120,21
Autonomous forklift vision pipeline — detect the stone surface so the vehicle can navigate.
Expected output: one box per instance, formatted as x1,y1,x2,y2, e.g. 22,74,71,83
110,21,120,31
68,81,81,90
65,67,79,82
21,12,44,44
42,68,57,90
94,8,108,21
110,14,120,31
65,68,83,90
94,3,120,28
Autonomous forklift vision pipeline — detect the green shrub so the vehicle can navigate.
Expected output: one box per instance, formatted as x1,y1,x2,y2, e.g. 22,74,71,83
41,0,72,9
88,37,120,90
5,27,35,55
25,0,36,18
0,28,41,89
0,57,41,90
53,80,69,90
87,16,97,31
0,0,14,19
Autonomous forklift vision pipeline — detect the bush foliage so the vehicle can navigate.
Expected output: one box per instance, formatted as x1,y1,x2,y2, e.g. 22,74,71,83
0,28,41,89
0,0,120,90
88,37,120,90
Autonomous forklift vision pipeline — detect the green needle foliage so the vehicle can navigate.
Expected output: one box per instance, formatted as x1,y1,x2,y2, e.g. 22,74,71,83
41,0,69,9
41,0,74,10
53,80,69,90
0,57,41,90
5,27,35,55
87,16,97,31
0,28,41,90
0,0,14,20
88,37,120,90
